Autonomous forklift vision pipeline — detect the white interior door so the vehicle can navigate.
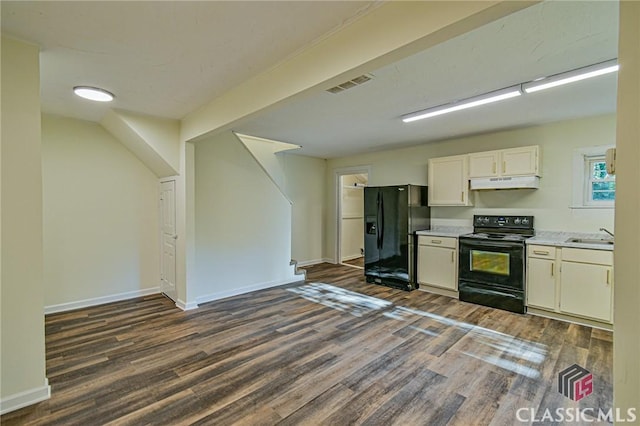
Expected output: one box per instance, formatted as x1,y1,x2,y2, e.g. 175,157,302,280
160,180,177,302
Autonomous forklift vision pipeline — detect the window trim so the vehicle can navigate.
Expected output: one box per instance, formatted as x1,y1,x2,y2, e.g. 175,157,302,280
584,155,615,206
571,145,615,209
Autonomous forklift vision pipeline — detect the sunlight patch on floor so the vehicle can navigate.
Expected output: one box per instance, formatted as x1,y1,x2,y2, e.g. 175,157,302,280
288,282,548,378
287,282,392,317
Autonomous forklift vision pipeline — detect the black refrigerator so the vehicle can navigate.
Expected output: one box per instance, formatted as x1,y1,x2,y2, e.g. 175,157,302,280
364,185,430,291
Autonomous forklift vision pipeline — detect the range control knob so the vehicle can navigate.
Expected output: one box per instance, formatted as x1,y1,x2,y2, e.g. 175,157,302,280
522,218,529,225
483,217,490,224
514,218,521,225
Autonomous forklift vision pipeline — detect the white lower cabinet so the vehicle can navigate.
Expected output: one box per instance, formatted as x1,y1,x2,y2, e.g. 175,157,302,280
526,245,557,310
559,249,613,323
527,258,556,310
417,236,457,291
526,245,613,325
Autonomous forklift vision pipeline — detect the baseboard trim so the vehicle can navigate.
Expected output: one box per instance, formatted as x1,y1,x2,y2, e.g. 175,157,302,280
0,379,50,415
175,299,198,311
526,307,613,331
296,259,325,267
196,276,303,306
44,288,160,314
417,285,459,299
341,254,363,262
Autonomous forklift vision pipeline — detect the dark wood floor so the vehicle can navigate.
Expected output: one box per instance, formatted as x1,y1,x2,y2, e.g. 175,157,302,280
2,263,613,425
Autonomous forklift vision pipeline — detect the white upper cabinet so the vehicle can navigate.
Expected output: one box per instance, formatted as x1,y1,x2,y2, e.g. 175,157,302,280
501,146,540,176
469,145,540,178
428,155,472,206
468,150,500,178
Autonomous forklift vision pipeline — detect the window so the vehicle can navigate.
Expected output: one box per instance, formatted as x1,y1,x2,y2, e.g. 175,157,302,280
585,156,615,204
572,145,615,208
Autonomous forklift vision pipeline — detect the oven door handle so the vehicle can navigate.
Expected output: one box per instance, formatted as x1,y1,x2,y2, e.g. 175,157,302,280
459,238,523,249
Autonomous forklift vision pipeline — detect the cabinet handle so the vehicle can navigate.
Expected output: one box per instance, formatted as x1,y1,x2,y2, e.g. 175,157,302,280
461,191,464,202
431,240,442,244
606,269,610,285
550,263,554,277
533,250,550,255
503,161,506,173
451,251,454,263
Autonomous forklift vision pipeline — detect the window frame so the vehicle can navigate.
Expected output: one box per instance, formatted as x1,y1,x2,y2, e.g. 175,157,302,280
584,155,615,206
571,145,615,209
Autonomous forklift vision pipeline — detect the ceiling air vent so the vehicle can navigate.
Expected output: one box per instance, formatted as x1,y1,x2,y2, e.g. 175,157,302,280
326,74,373,94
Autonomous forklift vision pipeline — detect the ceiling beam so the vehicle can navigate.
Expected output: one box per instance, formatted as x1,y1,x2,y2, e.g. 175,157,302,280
181,1,539,144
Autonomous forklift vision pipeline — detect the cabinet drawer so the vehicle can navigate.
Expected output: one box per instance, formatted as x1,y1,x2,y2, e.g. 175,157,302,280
561,248,613,265
418,236,457,249
527,245,556,260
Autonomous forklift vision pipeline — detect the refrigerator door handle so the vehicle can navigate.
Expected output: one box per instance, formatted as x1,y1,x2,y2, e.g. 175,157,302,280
379,192,384,250
376,191,382,249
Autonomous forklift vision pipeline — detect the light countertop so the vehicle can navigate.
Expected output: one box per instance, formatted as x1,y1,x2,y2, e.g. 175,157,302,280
416,226,473,238
527,231,614,251
416,227,614,251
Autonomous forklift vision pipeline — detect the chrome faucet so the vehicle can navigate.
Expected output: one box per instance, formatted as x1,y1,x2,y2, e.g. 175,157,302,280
599,227,615,238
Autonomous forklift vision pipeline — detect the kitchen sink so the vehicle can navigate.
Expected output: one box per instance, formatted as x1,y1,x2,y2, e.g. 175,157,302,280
565,237,614,245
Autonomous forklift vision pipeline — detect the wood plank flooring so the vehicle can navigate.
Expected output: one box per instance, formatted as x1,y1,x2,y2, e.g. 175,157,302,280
1,263,613,425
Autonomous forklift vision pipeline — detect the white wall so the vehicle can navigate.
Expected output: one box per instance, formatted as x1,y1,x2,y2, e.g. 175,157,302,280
101,110,179,178
193,132,298,303
325,114,617,260
281,153,327,266
41,115,160,310
0,36,49,413
114,110,181,174
613,0,640,413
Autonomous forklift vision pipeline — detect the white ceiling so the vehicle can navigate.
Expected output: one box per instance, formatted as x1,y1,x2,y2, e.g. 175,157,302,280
1,1,619,159
1,0,378,122
235,0,620,158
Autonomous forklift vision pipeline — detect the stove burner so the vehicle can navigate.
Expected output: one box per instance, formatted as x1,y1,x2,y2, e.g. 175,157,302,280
460,232,532,242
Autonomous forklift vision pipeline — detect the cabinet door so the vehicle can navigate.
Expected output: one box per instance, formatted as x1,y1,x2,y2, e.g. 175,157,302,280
527,258,556,310
501,146,539,176
469,151,499,178
417,245,457,290
560,261,612,323
428,155,471,206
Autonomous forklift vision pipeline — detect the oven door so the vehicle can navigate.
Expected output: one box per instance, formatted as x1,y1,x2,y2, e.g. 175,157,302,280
458,237,525,291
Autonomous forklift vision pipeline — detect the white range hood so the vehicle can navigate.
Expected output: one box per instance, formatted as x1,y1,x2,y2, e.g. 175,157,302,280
470,175,540,190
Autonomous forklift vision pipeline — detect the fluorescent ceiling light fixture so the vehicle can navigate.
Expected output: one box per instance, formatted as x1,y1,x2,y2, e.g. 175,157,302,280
522,59,619,94
402,86,522,123
73,86,115,102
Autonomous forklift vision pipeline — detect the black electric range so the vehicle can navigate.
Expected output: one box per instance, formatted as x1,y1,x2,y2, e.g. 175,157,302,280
458,215,534,314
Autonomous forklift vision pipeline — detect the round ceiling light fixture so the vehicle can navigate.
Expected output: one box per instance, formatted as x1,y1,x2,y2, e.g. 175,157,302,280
73,86,115,102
